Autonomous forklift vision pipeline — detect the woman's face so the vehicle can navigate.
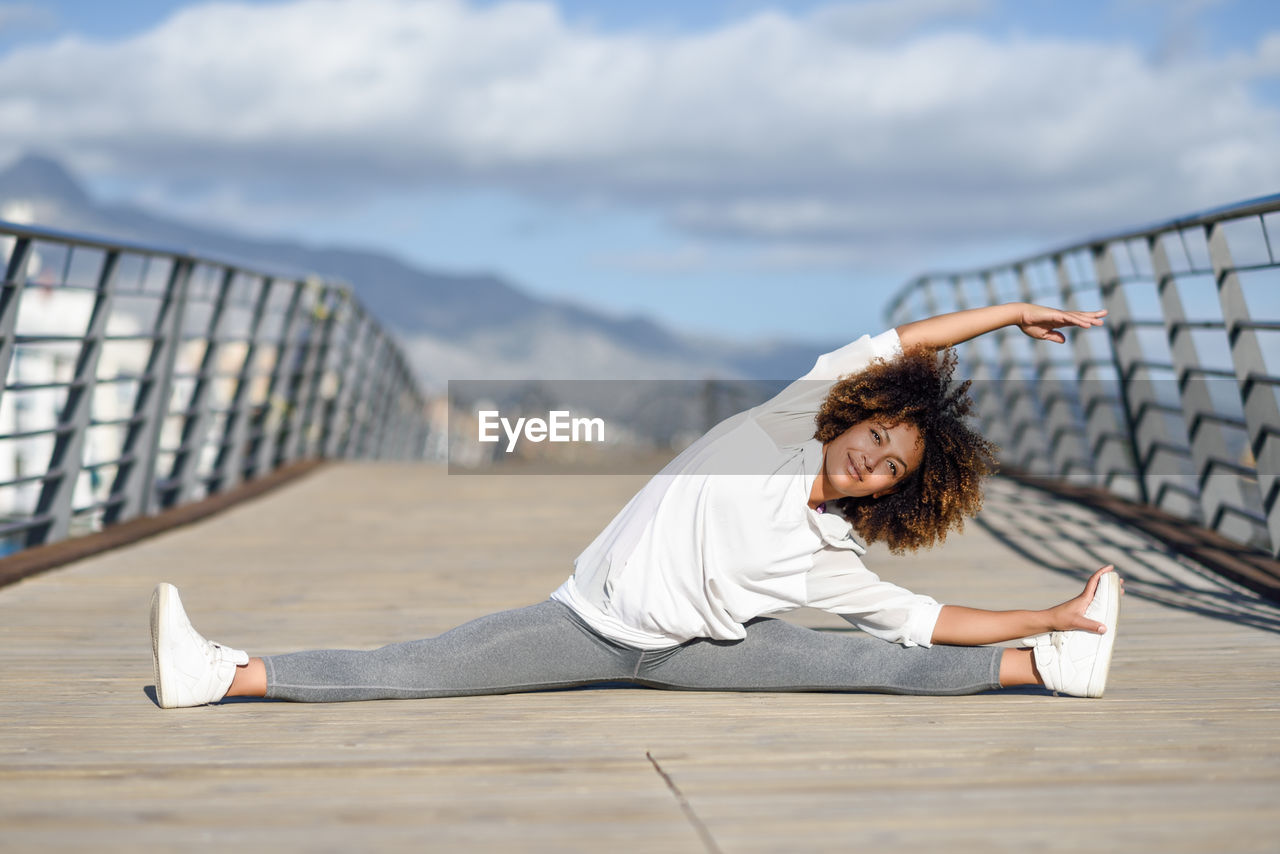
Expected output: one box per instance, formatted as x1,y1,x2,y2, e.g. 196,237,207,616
821,419,923,500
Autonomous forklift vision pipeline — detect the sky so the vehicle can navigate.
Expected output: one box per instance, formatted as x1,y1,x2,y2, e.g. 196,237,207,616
0,0,1278,341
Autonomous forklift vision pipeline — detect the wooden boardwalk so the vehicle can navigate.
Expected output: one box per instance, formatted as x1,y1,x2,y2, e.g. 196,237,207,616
1,463,1278,852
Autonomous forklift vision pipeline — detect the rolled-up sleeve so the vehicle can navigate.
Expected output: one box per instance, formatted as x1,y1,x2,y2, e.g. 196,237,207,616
805,548,943,648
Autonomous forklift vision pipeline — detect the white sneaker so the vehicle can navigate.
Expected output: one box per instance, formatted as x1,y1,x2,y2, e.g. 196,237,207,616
1024,571,1121,698
150,583,248,708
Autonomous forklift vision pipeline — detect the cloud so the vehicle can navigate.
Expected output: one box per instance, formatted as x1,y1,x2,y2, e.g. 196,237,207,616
0,0,1276,265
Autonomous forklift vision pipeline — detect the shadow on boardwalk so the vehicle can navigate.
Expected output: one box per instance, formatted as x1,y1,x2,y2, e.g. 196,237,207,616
975,477,1280,635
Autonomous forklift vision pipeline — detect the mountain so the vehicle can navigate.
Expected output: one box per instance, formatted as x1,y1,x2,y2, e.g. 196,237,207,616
0,153,834,387
0,155,91,207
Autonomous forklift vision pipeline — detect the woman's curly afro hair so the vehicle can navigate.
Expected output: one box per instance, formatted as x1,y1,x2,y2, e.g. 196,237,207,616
814,346,998,553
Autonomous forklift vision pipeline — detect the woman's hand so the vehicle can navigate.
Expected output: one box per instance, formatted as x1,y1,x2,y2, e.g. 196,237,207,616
1017,304,1107,344
1044,565,1123,634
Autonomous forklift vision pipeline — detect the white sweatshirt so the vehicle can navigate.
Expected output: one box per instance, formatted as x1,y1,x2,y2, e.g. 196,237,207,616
551,329,943,650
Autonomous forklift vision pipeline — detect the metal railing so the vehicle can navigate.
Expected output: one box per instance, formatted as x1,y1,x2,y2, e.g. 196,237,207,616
885,194,1280,557
0,220,428,552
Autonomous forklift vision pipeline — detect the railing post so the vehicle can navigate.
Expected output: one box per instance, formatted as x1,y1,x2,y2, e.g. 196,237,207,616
301,286,341,459
1150,233,1263,544
169,265,236,506
391,353,415,458
105,257,194,524
210,275,273,492
1207,222,1280,555
367,340,397,460
28,250,120,544
1016,264,1090,479
981,270,1050,472
0,238,33,407
283,282,337,463
352,334,387,459
250,279,305,478
387,357,412,459
321,291,361,459
949,276,1012,456
1054,253,1128,490
337,307,377,459
1092,243,1170,506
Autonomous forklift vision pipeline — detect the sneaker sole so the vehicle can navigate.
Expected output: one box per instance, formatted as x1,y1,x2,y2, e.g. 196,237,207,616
1085,572,1121,698
150,582,176,709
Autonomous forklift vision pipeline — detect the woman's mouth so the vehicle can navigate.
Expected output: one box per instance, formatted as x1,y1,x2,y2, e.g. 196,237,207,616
846,452,863,482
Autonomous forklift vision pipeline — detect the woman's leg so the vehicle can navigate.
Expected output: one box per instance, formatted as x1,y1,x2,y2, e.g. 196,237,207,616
257,600,640,702
637,617,1005,696
226,659,267,697
999,648,1039,687
229,646,1036,698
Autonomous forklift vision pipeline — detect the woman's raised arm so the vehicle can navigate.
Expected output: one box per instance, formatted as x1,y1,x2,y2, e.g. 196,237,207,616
895,302,1106,351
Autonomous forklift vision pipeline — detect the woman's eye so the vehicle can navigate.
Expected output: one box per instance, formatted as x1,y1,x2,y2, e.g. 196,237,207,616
871,430,880,444
889,462,897,476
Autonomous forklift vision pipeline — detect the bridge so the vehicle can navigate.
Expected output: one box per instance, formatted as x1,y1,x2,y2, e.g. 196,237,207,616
1,202,1278,852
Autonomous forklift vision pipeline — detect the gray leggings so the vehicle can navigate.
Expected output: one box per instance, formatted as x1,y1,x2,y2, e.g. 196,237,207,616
261,600,1003,702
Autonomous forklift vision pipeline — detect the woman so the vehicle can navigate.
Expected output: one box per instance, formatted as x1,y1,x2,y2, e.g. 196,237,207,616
151,301,1121,709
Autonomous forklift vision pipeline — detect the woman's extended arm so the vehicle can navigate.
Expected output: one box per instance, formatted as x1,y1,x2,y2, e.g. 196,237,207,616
896,302,1106,351
930,565,1120,646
